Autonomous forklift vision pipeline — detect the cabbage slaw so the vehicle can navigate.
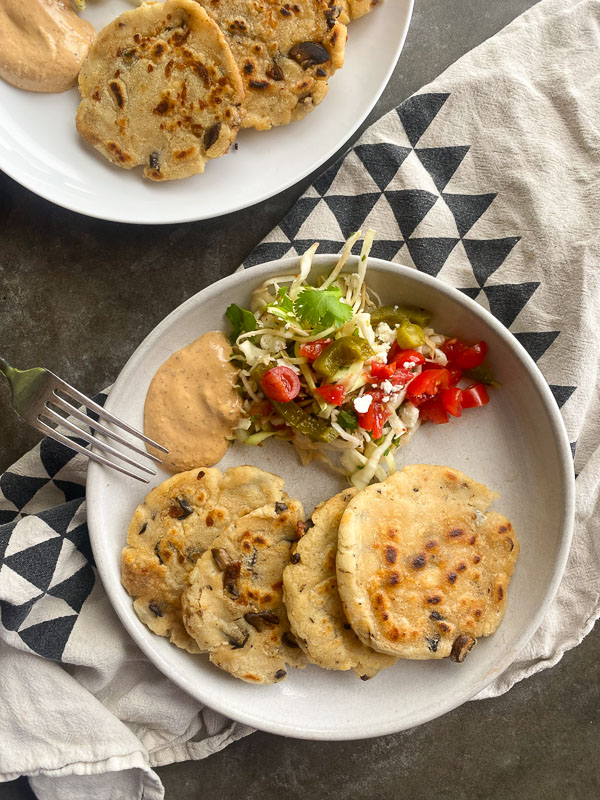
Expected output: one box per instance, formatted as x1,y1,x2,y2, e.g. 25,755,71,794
227,230,454,490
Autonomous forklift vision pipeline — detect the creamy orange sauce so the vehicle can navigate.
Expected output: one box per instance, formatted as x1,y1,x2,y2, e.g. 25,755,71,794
0,0,95,93
144,331,243,472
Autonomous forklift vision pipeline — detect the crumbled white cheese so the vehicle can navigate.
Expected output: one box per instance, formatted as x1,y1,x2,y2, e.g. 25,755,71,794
260,334,286,353
381,379,394,394
371,342,391,359
354,394,373,414
400,401,419,428
375,322,396,344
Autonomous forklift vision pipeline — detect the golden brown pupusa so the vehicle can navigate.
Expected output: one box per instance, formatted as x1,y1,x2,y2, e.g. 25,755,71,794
76,0,244,180
283,488,397,679
182,500,307,683
121,465,285,653
336,465,520,661
194,0,347,129
338,0,383,24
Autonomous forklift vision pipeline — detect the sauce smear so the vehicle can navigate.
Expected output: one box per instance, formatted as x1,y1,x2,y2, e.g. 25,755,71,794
0,0,95,93
144,331,242,472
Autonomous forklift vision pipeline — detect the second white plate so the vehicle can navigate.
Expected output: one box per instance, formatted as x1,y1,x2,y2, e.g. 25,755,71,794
0,1,413,224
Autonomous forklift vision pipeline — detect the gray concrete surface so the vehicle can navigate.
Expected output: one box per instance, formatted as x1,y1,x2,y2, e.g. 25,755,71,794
1,1,598,798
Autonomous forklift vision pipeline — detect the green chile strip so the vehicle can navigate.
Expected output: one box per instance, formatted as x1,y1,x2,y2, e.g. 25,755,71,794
369,305,432,328
312,336,374,380
271,399,337,443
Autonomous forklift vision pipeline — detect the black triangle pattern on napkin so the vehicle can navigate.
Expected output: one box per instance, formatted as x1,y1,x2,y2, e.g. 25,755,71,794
442,193,497,237
415,146,470,192
0,496,94,660
0,393,108,660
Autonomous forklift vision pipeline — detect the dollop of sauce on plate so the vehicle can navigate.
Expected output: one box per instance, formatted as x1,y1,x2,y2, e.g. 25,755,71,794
0,0,95,93
144,331,243,472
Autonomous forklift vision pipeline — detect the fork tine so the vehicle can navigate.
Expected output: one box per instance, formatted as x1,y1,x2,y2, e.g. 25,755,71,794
49,373,169,453
41,407,156,476
50,392,162,463
34,419,150,483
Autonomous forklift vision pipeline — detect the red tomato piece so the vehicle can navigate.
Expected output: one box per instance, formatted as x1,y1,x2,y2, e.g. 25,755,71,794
440,387,463,417
371,359,415,387
441,338,468,362
260,366,301,403
393,349,426,368
315,384,346,405
455,341,487,370
388,367,416,386
423,360,462,385
298,338,333,362
406,368,450,407
446,364,463,386
419,398,449,424
461,383,490,408
358,401,390,439
370,360,396,380
386,341,401,365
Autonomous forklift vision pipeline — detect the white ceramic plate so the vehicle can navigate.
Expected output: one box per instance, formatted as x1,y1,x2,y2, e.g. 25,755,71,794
0,1,413,224
87,256,575,740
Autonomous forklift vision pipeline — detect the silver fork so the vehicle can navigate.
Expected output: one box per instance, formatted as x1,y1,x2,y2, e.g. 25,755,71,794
0,357,168,483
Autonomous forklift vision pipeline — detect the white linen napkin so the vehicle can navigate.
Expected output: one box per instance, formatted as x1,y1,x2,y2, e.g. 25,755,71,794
1,0,599,796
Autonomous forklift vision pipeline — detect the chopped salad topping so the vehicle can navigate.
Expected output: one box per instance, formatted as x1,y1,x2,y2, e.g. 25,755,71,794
226,230,495,489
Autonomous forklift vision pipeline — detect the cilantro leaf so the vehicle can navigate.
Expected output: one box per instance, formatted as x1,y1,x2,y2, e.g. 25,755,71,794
274,287,293,312
267,287,294,319
293,287,353,330
225,304,258,342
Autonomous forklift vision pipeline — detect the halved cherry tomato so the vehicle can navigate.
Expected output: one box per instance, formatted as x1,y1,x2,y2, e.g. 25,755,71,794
370,360,396,380
419,398,449,424
440,387,463,417
406,368,450,407
260,366,301,403
298,338,333,362
461,383,490,408
455,341,487,370
315,384,346,406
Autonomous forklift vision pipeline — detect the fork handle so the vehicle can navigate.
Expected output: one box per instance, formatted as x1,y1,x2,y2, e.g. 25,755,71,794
0,356,15,380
